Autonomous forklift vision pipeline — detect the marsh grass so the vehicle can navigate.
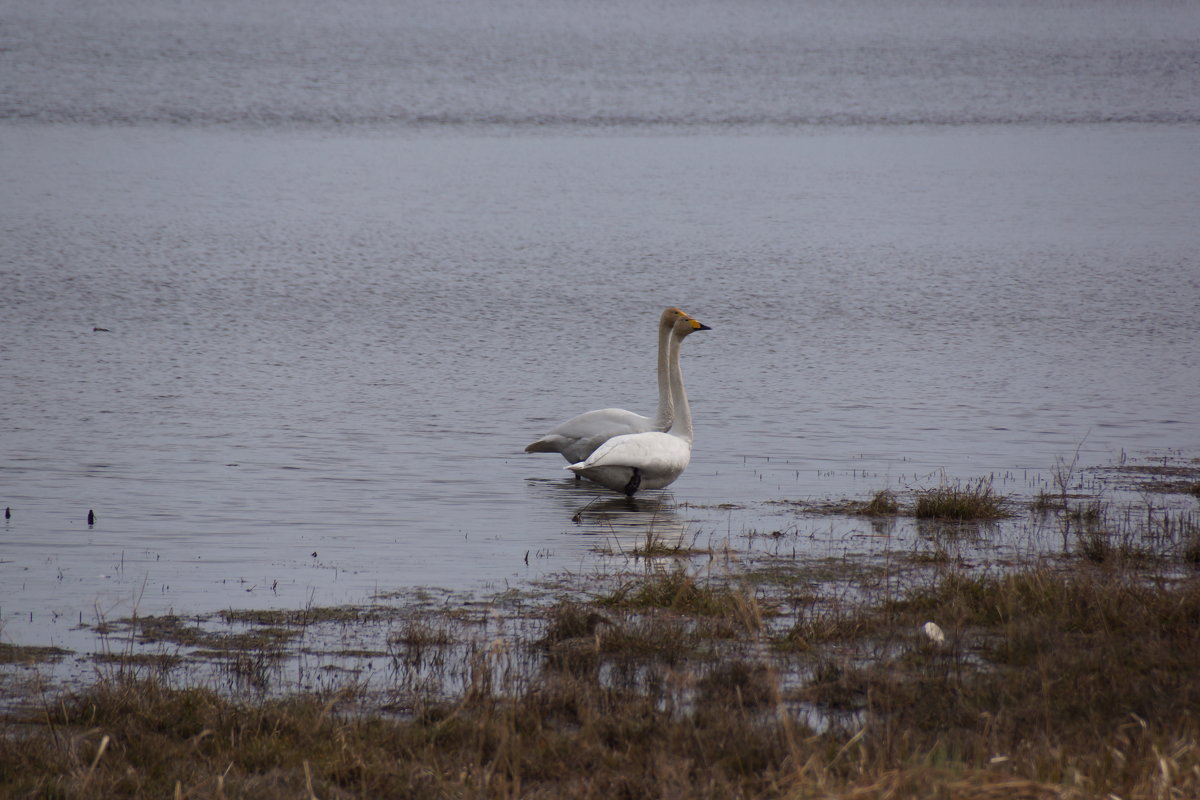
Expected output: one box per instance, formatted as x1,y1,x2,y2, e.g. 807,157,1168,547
7,559,1200,799
775,489,901,517
591,524,712,560
861,489,900,516
219,604,394,627
1181,519,1200,565
913,478,1011,521
780,483,1008,521
823,489,902,517
0,643,72,664
627,527,697,558
1037,495,1200,567
596,566,764,632
873,567,1200,743
90,652,183,671
1098,461,1200,495
1030,489,1065,513
108,614,301,653
8,465,1200,799
10,556,1200,799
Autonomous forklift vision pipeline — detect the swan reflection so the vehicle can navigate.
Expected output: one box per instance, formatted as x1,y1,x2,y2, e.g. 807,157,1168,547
536,477,694,555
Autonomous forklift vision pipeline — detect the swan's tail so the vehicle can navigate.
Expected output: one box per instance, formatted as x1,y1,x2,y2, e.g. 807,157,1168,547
525,437,560,453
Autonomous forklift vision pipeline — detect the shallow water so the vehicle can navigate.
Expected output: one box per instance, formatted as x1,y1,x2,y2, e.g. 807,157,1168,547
2,0,1199,656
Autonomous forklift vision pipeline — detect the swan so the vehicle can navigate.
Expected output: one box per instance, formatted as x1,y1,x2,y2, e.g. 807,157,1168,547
566,310,709,495
525,307,693,465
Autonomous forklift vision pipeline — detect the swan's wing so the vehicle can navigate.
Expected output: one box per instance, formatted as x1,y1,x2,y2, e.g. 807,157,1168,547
525,407,653,459
547,408,654,439
568,431,690,474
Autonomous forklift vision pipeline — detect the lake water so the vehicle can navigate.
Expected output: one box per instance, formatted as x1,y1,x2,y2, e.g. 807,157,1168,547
2,0,1199,657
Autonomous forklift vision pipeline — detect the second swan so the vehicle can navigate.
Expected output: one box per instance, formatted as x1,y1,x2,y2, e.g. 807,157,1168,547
563,307,709,495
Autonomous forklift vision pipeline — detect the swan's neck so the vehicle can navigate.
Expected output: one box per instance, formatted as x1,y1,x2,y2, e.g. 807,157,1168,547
667,331,693,445
651,317,675,431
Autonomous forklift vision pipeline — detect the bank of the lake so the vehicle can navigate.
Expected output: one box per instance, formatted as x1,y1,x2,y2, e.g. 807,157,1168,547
4,459,1198,798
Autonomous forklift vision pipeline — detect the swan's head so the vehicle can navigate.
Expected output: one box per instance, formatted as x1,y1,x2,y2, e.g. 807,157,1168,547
665,307,711,338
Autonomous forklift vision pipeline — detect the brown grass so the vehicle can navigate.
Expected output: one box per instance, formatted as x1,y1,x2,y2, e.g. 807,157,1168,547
597,565,758,624
0,644,72,664
8,477,1200,799
914,478,1011,521
7,559,1200,799
861,489,901,516
778,483,1006,521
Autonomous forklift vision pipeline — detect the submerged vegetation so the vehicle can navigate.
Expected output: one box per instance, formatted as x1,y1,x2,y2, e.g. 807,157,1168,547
777,478,1011,521
3,457,1200,798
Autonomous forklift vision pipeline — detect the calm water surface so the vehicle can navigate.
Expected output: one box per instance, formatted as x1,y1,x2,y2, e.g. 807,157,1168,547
2,0,1199,655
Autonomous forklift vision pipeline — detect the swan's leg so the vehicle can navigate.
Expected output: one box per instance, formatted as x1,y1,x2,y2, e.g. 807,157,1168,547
622,468,641,496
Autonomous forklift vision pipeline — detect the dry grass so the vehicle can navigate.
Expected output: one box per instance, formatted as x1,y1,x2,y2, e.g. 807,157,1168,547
913,478,1011,521
861,489,901,516
772,489,901,517
778,483,1007,521
6,558,1200,799
597,565,757,623
1039,496,1200,567
0,644,72,664
1097,461,1200,496
8,466,1200,799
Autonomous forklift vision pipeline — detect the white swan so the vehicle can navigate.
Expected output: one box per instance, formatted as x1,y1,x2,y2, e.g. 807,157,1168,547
566,310,709,496
525,307,692,465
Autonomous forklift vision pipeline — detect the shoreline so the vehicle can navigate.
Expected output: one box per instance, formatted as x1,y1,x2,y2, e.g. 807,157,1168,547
3,457,1198,797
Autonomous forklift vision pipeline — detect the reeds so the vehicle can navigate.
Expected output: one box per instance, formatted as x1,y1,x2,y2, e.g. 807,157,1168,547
778,482,1009,520
6,464,1200,799
861,489,900,516
8,557,1200,799
913,477,1011,521
598,565,751,619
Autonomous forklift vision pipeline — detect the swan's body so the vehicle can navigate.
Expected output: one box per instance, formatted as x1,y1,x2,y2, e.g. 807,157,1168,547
525,407,655,466
525,308,681,465
568,432,693,494
566,309,708,495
